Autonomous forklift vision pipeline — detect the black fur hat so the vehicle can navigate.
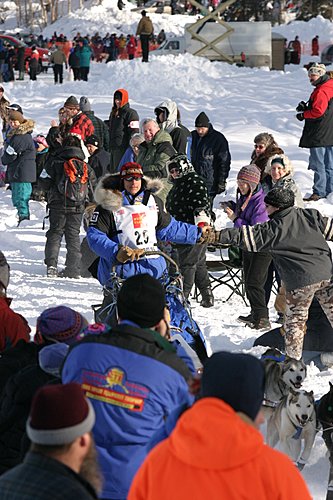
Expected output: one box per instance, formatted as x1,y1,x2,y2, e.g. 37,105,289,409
264,188,295,210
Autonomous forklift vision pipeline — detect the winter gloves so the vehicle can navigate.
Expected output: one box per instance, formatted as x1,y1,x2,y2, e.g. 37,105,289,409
296,101,307,121
198,226,221,245
116,245,145,263
296,101,307,112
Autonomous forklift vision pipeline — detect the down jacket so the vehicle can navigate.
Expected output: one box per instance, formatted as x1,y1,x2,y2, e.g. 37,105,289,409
108,89,139,152
62,322,193,499
87,177,201,285
299,74,333,148
2,119,36,183
191,125,231,197
128,398,311,500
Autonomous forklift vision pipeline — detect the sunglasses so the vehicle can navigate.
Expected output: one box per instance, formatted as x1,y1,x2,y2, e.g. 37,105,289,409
254,144,265,150
124,176,141,182
169,167,180,174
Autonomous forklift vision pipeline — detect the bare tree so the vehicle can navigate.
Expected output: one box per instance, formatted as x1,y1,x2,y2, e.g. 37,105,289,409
50,0,59,23
39,0,48,27
14,0,23,27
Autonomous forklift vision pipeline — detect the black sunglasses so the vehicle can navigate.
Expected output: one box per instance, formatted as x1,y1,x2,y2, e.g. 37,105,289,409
124,176,141,182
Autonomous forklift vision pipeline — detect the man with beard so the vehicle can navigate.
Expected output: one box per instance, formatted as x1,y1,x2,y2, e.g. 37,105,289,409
0,383,102,499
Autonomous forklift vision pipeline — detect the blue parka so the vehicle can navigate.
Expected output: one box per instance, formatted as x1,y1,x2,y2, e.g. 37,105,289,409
61,321,194,499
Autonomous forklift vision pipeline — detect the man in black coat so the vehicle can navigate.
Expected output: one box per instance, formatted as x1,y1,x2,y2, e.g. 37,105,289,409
108,88,139,172
191,112,231,207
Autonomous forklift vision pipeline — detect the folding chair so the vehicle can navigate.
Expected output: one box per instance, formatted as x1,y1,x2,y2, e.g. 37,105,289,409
206,245,248,306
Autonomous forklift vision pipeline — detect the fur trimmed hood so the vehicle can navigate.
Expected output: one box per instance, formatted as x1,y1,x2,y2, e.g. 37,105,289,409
265,153,294,176
7,119,35,137
94,174,164,211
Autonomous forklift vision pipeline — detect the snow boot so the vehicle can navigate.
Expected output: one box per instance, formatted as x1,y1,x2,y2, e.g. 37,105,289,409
47,266,58,278
200,288,214,308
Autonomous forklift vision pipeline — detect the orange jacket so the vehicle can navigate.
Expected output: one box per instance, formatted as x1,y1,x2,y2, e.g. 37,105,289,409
0,297,30,352
128,398,311,500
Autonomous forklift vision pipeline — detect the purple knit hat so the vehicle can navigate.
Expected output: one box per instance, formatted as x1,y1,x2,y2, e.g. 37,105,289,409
34,306,89,345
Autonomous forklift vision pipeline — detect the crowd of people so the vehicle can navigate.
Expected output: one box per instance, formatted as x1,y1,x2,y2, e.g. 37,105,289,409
0,18,166,84
0,57,333,497
0,252,312,499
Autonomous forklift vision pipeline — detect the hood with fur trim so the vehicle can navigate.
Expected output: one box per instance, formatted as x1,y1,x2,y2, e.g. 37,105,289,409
7,119,35,137
94,174,164,211
265,153,294,176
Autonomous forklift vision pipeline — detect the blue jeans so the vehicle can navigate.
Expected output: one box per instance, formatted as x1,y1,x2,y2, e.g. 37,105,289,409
11,182,32,218
309,146,333,197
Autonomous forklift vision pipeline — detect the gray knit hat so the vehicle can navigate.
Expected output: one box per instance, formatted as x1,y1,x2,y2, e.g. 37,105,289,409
64,95,79,109
80,96,91,112
0,251,10,291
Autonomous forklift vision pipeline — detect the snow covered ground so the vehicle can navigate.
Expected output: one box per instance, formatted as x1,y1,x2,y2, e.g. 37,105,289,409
1,5,333,497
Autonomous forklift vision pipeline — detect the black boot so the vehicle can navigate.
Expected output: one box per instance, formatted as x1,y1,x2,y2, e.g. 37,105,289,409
200,288,214,308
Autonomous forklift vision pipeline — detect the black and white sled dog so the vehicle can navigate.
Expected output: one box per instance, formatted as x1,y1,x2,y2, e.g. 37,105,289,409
318,382,333,464
262,348,307,408
266,388,317,470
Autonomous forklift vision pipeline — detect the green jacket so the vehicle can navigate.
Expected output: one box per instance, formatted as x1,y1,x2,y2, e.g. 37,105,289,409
137,129,176,202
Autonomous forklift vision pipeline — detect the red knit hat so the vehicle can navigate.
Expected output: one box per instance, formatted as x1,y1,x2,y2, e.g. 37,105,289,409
26,383,95,445
120,162,143,179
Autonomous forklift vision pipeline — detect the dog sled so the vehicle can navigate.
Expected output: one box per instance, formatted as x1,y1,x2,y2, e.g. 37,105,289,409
92,249,208,366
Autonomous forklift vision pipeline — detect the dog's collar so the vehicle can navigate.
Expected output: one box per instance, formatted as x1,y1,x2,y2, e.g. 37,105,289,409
261,353,286,362
292,425,303,440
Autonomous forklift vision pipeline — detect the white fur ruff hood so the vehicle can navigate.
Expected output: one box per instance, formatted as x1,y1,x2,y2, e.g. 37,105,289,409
93,174,164,210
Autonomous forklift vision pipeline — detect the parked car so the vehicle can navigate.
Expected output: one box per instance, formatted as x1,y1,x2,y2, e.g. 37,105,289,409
131,0,185,14
0,34,51,72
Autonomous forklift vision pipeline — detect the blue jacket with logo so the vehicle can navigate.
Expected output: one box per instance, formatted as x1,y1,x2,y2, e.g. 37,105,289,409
61,322,194,499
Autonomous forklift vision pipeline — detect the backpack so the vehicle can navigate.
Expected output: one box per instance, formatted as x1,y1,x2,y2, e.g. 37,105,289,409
59,158,89,203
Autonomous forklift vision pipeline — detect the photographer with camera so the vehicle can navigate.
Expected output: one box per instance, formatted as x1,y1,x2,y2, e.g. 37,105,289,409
296,63,333,201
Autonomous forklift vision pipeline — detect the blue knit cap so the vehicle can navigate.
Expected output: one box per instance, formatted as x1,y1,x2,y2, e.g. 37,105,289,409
201,351,265,420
